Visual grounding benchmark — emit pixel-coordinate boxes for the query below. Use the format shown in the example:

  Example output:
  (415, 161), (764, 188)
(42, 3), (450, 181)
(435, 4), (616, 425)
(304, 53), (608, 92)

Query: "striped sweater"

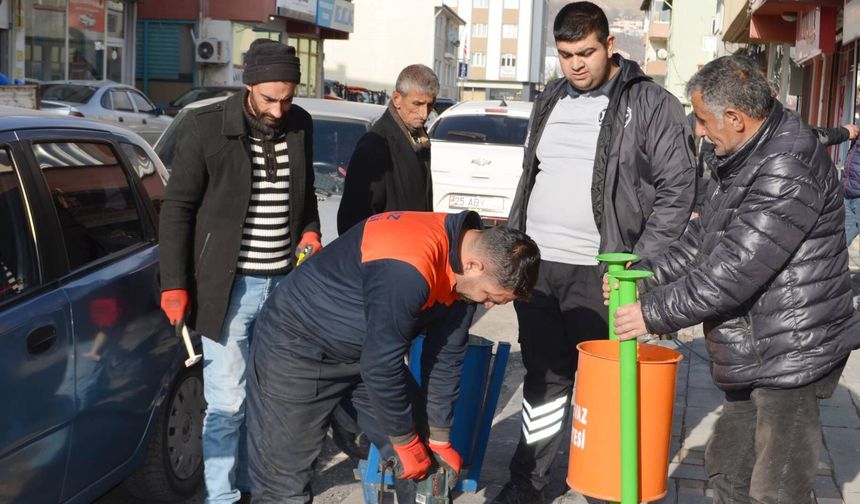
(237, 132), (292, 275)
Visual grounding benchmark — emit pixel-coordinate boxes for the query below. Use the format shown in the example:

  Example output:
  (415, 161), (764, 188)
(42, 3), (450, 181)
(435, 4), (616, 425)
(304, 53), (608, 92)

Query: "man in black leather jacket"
(613, 55), (860, 503)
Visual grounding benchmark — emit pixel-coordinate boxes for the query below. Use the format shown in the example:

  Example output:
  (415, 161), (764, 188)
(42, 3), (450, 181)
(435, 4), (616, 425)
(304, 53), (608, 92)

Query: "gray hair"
(686, 55), (773, 122)
(395, 64), (440, 97)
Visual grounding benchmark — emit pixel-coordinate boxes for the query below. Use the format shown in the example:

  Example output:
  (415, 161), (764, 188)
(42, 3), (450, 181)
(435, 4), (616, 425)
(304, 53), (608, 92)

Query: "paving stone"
(821, 405), (860, 429)
(668, 462), (709, 481)
(822, 427), (860, 494)
(676, 495), (712, 504)
(821, 386), (854, 407)
(677, 478), (706, 494)
(813, 476), (843, 499)
(686, 387), (725, 409)
(682, 406), (720, 449)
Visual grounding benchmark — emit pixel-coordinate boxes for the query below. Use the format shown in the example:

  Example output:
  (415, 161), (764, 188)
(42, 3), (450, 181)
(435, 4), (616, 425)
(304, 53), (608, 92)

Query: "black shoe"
(491, 482), (545, 504)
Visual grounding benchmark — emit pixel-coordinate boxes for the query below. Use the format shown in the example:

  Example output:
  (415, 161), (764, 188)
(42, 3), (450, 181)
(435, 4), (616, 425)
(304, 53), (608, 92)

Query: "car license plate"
(448, 194), (504, 212)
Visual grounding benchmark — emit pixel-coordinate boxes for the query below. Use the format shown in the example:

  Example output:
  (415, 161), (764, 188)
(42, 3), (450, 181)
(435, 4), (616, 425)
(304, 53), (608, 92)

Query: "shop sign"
(69, 0), (105, 33)
(794, 7), (835, 64)
(846, 0), (860, 44)
(316, 0), (353, 33)
(276, 0), (316, 23)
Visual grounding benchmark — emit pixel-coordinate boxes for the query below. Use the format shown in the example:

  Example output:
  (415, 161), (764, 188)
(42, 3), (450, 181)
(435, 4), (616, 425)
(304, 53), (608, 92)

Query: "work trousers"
(246, 321), (422, 504)
(705, 364), (843, 504)
(509, 261), (608, 491)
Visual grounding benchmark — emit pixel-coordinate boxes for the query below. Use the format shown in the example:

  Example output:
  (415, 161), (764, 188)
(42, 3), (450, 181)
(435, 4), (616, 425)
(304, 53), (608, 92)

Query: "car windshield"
(173, 88), (237, 107)
(40, 84), (97, 104)
(313, 118), (368, 195)
(155, 111), (369, 196)
(430, 114), (529, 146)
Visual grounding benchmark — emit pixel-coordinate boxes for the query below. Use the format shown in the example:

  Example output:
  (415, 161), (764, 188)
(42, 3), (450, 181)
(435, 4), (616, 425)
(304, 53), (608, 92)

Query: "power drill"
(415, 454), (456, 504)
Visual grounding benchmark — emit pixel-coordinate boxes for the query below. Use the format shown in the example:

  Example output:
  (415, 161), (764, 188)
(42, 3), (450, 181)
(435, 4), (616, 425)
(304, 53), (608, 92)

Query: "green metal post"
(596, 253), (638, 341)
(609, 269), (653, 504)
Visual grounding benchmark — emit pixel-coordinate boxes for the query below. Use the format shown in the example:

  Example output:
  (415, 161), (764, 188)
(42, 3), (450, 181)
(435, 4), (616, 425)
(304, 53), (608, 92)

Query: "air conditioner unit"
(196, 38), (230, 64)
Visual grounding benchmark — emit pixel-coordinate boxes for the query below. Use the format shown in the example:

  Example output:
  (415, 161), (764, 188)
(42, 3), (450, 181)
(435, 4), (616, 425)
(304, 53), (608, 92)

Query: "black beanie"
(243, 39), (301, 85)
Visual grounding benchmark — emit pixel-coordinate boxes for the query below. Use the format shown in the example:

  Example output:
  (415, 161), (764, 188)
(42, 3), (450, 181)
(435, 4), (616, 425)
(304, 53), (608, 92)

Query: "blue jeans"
(202, 274), (284, 504)
(845, 198), (860, 249)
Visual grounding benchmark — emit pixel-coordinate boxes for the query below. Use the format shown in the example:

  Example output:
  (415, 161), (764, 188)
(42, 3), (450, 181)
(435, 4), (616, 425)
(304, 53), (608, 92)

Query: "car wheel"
(124, 365), (205, 501)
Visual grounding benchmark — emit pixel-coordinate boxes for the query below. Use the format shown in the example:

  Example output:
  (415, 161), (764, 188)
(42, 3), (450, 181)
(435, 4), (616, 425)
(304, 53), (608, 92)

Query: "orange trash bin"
(567, 340), (683, 502)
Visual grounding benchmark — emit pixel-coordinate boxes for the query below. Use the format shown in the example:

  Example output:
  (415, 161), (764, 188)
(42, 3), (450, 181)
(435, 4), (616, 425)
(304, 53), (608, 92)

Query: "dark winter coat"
(508, 54), (696, 260)
(337, 107), (432, 235)
(640, 102), (860, 391)
(159, 92), (320, 339)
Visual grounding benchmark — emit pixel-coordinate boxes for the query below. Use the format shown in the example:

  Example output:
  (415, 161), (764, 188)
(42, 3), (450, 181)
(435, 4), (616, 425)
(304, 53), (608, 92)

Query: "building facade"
(718, 0), (855, 165)
(136, 0), (353, 105)
(322, 1), (464, 101)
(452, 0), (548, 102)
(1, 0), (138, 85)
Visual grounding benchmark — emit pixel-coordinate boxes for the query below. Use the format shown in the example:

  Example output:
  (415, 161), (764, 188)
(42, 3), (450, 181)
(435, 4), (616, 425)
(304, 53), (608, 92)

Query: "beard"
(249, 94), (283, 128)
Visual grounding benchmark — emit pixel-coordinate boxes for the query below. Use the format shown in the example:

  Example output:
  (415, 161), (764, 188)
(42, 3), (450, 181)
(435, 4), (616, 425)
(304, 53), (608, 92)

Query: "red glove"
(428, 440), (462, 476)
(392, 435), (431, 480)
(160, 289), (189, 325)
(297, 231), (322, 256)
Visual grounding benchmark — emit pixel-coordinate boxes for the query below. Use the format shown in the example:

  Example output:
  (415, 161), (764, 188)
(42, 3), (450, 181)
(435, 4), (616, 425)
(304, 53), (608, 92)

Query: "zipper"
(195, 233), (212, 277)
(743, 314), (763, 365)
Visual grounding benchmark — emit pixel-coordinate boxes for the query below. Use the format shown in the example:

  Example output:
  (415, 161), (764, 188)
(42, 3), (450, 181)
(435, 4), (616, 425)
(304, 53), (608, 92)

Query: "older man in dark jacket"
(613, 55), (860, 503)
(337, 64), (438, 234)
(158, 39), (320, 503)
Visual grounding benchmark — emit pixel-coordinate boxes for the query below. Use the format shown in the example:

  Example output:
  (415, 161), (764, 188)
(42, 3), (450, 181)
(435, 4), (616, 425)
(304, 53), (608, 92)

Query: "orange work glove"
(392, 434), (432, 480)
(297, 231), (322, 256)
(428, 439), (462, 476)
(160, 289), (189, 325)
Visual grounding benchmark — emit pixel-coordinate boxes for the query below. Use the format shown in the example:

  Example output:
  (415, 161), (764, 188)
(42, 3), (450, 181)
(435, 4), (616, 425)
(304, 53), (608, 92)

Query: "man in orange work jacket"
(246, 211), (540, 503)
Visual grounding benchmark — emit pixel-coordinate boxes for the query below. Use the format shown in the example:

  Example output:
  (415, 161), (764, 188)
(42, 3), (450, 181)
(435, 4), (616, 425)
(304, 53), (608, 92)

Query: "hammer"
(177, 321), (202, 367)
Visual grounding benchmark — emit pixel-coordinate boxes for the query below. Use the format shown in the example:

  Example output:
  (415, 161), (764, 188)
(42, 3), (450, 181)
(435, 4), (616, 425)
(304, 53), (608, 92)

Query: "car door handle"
(26, 325), (57, 355)
(142, 119), (147, 124)
(118, 117), (124, 122)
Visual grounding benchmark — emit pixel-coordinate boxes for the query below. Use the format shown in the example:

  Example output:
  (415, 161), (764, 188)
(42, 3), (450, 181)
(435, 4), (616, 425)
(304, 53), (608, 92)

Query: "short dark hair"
(553, 1), (609, 44)
(476, 226), (540, 299)
(686, 55), (774, 121)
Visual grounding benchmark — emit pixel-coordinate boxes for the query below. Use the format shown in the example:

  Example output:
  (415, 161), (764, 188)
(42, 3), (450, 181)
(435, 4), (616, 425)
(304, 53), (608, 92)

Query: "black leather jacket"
(508, 55), (696, 260)
(640, 102), (860, 391)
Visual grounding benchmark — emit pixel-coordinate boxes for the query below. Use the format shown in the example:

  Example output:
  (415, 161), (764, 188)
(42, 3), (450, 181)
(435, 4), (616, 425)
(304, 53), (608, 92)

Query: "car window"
(430, 114), (529, 146)
(312, 118), (368, 195)
(40, 84), (97, 104)
(110, 90), (134, 112)
(0, 148), (37, 302)
(153, 109), (187, 173)
(129, 90), (155, 113)
(34, 142), (145, 271)
(120, 143), (167, 214)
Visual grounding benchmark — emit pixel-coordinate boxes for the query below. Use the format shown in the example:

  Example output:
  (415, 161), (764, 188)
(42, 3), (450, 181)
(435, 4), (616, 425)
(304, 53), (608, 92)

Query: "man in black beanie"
(159, 38), (321, 504)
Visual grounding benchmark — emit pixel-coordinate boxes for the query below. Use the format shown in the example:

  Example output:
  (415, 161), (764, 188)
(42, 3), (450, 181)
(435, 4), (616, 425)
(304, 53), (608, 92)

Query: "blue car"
(0, 107), (204, 502)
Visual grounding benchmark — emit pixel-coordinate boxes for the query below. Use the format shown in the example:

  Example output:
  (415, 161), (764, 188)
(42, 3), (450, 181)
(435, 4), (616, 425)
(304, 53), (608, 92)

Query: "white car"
(428, 100), (533, 226)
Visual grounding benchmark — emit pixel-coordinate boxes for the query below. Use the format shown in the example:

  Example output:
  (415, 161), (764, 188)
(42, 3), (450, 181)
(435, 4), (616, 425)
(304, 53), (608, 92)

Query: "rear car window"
(430, 114), (529, 146)
(0, 149), (38, 301)
(34, 142), (145, 270)
(313, 118), (367, 195)
(40, 84), (97, 104)
(120, 143), (167, 214)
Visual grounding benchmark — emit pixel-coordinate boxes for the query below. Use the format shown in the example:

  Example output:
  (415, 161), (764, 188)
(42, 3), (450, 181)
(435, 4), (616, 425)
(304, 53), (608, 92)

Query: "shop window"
(288, 37), (319, 98)
(24, 0), (67, 81)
